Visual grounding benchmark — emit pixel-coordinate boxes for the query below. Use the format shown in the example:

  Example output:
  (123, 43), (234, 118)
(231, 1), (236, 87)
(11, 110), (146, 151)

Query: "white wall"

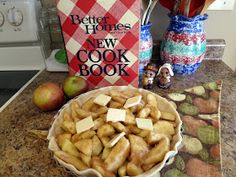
(149, 2), (236, 71)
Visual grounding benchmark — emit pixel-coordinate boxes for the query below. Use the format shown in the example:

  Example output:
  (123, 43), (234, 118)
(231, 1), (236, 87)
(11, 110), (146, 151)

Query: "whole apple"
(63, 76), (88, 98)
(33, 82), (64, 111)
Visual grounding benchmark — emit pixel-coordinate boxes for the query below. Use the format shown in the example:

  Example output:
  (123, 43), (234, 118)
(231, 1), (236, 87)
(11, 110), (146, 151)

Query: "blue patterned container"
(139, 23), (153, 77)
(161, 14), (208, 75)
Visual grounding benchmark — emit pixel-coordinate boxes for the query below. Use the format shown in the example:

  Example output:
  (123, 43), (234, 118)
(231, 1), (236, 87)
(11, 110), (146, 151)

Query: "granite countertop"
(0, 60), (235, 177)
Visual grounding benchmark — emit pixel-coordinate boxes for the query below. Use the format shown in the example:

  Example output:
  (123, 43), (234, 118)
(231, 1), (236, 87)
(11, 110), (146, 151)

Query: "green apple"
(63, 76), (88, 99)
(33, 82), (64, 111)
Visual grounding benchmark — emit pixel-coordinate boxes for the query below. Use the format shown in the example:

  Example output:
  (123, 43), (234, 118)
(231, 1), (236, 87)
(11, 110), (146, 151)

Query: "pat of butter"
(94, 94), (112, 106)
(76, 116), (94, 134)
(123, 95), (142, 109)
(106, 132), (126, 148)
(136, 118), (153, 131)
(106, 108), (126, 122)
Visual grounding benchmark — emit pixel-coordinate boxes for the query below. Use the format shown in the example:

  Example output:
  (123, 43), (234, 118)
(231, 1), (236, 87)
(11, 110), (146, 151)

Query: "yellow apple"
(63, 76), (88, 99)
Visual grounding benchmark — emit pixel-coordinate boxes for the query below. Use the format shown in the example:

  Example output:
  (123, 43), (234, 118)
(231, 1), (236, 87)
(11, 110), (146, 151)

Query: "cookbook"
(56, 0), (140, 88)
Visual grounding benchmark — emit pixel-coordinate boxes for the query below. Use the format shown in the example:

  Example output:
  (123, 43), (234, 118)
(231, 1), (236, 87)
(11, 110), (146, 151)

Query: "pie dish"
(47, 86), (182, 177)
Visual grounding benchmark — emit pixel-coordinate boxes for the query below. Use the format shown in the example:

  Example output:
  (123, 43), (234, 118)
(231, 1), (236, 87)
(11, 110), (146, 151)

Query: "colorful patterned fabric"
(159, 81), (222, 177)
(56, 0), (140, 88)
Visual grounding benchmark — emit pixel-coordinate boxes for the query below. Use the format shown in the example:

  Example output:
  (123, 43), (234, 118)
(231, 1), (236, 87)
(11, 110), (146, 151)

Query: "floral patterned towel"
(160, 81), (222, 177)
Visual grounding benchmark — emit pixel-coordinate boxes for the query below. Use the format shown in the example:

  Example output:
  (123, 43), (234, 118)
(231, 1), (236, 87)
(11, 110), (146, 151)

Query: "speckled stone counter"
(0, 60), (235, 177)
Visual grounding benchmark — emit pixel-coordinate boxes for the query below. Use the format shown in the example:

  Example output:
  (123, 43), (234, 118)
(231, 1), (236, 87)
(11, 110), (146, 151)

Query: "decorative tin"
(161, 14), (208, 74)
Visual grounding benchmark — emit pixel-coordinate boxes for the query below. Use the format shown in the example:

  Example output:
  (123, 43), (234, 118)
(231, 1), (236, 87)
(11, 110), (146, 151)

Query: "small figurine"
(142, 63), (158, 89)
(156, 63), (174, 89)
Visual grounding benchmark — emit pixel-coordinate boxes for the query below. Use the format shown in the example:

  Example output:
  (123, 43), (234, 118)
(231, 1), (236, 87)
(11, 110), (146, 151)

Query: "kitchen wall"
(150, 2), (236, 71)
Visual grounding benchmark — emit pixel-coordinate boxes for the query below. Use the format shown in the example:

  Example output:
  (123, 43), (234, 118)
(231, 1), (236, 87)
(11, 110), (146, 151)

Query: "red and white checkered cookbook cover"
(56, 0), (140, 88)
